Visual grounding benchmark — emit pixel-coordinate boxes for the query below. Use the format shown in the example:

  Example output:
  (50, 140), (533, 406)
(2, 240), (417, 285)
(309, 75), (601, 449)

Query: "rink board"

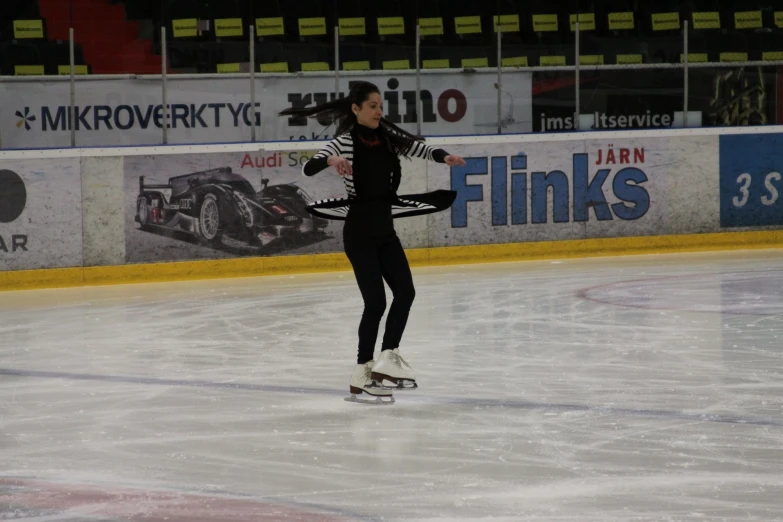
(0, 158), (83, 271)
(2, 127), (783, 289)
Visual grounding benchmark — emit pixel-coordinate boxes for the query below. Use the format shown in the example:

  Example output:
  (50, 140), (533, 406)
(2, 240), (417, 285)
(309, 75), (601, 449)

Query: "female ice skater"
(279, 81), (465, 404)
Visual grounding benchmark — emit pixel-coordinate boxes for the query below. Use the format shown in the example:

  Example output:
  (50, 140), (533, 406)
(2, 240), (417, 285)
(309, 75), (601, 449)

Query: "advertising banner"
(1, 71), (533, 149)
(123, 149), (348, 264)
(0, 158), (83, 271)
(719, 133), (783, 229)
(427, 135), (719, 246)
(533, 66), (775, 132)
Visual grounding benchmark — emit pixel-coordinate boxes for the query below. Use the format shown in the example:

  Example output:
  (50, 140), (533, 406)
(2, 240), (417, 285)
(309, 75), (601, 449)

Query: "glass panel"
(1, 0), (83, 149)
(3, 1), (783, 149)
(262, 1), (336, 143)
(161, 0), (338, 145)
(163, 1), (214, 74)
(336, 0), (415, 139)
(343, 0), (406, 74)
(689, 64), (778, 128)
(522, 1), (575, 68)
(411, 0), (500, 136)
(530, 70), (578, 133)
(497, 0), (574, 135)
(536, 64), (779, 134)
(495, 1), (533, 135)
(574, 67), (685, 132)
(586, 2), (684, 66)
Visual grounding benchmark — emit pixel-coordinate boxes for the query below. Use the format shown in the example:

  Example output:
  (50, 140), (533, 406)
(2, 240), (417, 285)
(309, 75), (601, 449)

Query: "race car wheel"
(198, 193), (223, 244)
(137, 197), (151, 230)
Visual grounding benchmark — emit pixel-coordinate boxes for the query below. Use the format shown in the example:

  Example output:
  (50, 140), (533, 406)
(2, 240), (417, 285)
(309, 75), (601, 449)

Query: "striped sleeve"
(302, 134), (354, 176)
(403, 140), (448, 163)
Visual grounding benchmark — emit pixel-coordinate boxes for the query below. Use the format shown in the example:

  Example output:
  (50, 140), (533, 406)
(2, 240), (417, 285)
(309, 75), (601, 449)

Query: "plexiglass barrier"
(1, 1), (782, 149)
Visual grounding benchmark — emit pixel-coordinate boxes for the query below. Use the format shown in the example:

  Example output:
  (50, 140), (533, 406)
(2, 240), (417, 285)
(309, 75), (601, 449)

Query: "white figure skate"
(371, 348), (418, 390)
(345, 361), (395, 405)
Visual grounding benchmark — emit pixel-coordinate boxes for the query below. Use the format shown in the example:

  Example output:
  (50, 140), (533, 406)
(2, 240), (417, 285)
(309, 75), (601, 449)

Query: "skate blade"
(344, 394), (395, 405)
(374, 379), (417, 391)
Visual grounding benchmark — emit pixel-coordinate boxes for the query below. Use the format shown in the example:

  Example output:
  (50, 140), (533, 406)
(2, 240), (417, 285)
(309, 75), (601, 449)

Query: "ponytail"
(278, 96), (357, 137)
(278, 81), (426, 157)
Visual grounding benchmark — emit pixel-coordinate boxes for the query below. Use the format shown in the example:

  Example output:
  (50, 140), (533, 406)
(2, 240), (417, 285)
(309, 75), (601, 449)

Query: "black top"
(303, 124), (448, 246)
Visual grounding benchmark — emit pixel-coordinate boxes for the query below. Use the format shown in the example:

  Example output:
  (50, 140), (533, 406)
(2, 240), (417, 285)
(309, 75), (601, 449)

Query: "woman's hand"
(444, 155), (466, 167)
(327, 156), (353, 177)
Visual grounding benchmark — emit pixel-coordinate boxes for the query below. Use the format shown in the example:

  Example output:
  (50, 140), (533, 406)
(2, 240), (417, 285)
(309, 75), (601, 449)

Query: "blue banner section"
(720, 134), (783, 228)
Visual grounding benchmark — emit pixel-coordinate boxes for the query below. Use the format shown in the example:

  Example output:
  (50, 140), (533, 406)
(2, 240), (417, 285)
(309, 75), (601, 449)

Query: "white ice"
(2, 250), (783, 521)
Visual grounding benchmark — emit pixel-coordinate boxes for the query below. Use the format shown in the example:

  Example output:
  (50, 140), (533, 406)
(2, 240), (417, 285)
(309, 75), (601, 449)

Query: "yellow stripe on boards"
(0, 267), (86, 291)
(5, 231), (783, 292)
(422, 231), (783, 266)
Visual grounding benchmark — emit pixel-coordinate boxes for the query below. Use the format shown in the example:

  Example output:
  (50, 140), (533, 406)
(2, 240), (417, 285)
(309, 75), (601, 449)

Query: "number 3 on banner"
(733, 173), (751, 208)
(732, 171), (781, 208)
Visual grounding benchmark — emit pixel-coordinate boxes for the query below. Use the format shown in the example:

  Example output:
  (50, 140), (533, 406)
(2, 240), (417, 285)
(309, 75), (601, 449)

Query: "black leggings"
(344, 236), (416, 364)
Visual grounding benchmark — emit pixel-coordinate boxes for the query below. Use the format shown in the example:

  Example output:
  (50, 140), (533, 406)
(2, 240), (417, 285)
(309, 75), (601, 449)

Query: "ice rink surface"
(2, 249), (783, 521)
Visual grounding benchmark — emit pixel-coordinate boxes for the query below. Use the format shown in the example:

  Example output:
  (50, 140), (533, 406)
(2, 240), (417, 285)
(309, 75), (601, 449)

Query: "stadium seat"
(0, 40), (43, 75)
(4, 0), (781, 75)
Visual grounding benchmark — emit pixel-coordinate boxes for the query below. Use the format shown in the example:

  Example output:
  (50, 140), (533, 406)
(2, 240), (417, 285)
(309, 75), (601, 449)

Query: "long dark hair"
(278, 81), (425, 156)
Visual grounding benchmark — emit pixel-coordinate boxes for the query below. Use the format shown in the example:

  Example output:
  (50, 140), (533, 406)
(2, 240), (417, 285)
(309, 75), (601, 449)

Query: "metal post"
(161, 26), (168, 144)
(334, 25), (340, 98)
(69, 28), (76, 147)
(416, 23), (421, 135)
(497, 20), (502, 134)
(250, 24), (256, 142)
(575, 20), (580, 130)
(683, 20), (689, 127)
